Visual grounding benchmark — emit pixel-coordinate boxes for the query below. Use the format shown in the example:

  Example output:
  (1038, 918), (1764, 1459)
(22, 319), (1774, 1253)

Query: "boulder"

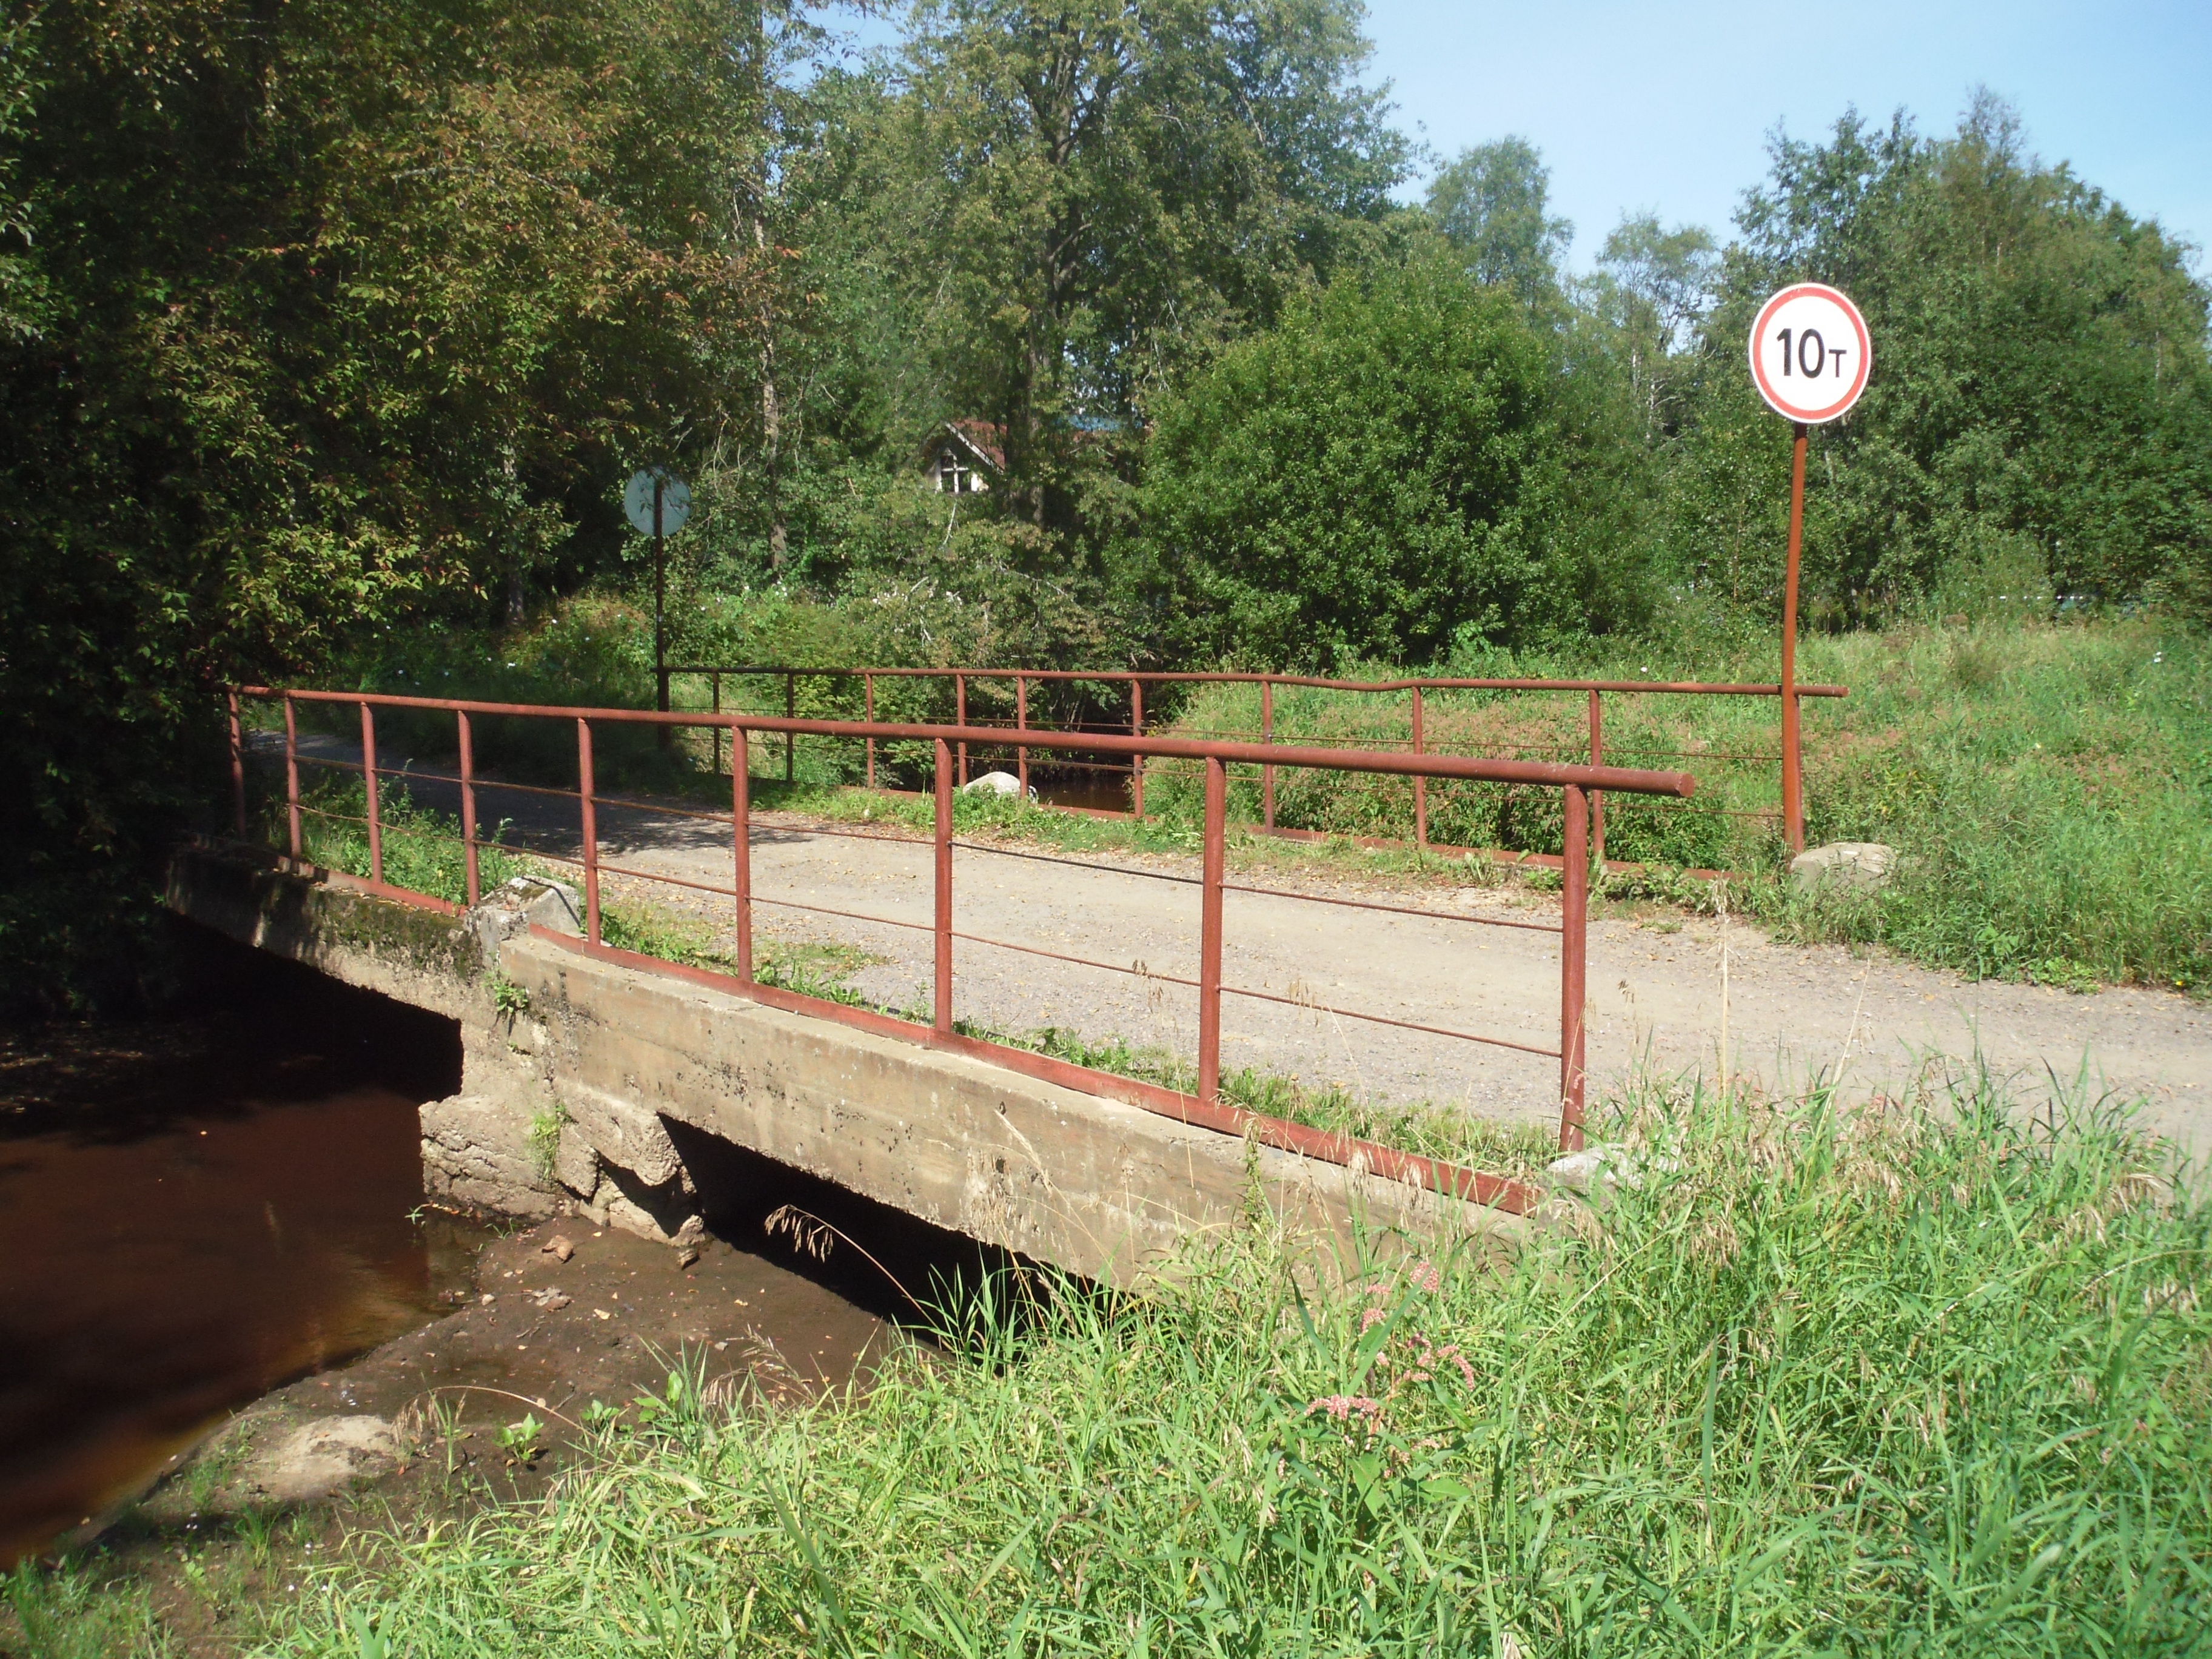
(468, 875), (584, 953)
(248, 1416), (399, 1503)
(561, 1082), (685, 1188)
(960, 770), (1034, 800)
(1789, 842), (1899, 896)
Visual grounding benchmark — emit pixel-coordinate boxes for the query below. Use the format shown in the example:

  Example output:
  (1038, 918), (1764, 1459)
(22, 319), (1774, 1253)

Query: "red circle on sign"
(1748, 283), (1871, 424)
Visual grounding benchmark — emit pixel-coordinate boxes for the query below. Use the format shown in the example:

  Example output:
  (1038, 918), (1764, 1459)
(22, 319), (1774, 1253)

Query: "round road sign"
(623, 468), (691, 535)
(1748, 284), (1871, 424)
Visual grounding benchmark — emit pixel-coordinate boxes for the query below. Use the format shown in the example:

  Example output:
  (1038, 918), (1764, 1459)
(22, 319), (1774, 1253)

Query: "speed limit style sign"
(1748, 283), (1871, 424)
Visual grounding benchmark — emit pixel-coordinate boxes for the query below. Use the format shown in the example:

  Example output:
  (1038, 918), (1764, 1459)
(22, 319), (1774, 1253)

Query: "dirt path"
(276, 740), (2212, 1155)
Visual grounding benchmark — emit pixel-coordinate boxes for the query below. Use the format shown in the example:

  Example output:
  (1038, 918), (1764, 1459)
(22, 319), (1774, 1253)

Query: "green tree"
(1584, 212), (1717, 437)
(1140, 252), (1593, 669)
(1677, 95), (2212, 620)
(1424, 136), (1573, 306)
(0, 0), (774, 1007)
(878, 0), (1407, 529)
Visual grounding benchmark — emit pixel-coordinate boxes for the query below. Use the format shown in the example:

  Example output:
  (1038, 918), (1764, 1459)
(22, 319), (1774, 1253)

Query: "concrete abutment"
(166, 845), (1523, 1285)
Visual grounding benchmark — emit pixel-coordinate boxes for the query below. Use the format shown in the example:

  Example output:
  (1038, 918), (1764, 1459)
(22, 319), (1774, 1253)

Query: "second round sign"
(1748, 283), (1871, 424)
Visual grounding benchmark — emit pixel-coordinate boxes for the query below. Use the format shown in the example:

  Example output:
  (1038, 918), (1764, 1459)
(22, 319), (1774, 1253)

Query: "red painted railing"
(671, 663), (1845, 863)
(229, 688), (1696, 1215)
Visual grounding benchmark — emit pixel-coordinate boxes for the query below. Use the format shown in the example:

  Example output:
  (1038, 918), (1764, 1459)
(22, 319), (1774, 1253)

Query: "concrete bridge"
(166, 845), (1533, 1285)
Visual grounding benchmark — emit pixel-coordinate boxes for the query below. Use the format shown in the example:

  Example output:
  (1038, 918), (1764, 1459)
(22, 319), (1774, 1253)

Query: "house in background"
(924, 420), (1003, 495)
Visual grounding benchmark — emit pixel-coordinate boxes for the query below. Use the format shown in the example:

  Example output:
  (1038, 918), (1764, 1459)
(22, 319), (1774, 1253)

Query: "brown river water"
(0, 937), (483, 1565)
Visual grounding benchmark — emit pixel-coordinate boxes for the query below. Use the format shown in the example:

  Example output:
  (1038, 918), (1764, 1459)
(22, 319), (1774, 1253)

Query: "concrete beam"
(167, 846), (1521, 1285)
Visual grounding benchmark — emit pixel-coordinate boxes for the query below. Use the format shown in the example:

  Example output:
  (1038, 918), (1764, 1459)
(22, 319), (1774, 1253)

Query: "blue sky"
(1364, 1), (2211, 270)
(817, 3), (2211, 272)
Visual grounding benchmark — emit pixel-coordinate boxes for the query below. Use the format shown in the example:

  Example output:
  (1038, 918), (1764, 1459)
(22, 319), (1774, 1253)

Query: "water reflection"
(0, 932), (473, 1564)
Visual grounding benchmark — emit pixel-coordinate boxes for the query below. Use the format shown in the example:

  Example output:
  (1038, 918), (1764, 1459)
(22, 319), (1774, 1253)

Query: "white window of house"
(936, 448), (972, 494)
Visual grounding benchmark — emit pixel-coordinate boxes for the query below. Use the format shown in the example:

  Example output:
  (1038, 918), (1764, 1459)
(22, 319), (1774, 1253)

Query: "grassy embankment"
(1143, 617), (2211, 997)
(12, 1069), (2206, 1655)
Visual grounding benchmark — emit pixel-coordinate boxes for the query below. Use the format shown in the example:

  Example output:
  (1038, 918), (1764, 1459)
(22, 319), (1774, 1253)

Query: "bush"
(1142, 253), (1602, 670)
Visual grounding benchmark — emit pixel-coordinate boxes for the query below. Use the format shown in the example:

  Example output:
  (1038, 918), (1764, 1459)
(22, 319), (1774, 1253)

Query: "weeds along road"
(277, 739), (2212, 1157)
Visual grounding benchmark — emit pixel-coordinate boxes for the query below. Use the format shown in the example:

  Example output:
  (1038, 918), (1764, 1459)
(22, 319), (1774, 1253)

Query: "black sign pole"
(654, 475), (671, 749)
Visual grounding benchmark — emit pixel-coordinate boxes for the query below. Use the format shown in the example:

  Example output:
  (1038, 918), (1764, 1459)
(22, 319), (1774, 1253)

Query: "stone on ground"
(1789, 841), (1899, 895)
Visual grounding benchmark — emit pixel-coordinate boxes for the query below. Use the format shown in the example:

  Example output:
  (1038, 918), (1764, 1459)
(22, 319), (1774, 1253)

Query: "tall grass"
(1152, 617), (2212, 994)
(275, 779), (528, 907)
(256, 1069), (2208, 1657)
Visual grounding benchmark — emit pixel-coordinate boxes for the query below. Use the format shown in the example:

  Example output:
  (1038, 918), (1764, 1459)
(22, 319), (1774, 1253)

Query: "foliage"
(1425, 135), (1574, 306)
(1673, 95), (2212, 623)
(261, 1069), (2211, 1655)
(1141, 252), (1606, 668)
(0, 0), (772, 1009)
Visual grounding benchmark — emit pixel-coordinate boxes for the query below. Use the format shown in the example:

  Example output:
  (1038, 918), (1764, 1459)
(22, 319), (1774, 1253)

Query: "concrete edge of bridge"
(166, 842), (1533, 1290)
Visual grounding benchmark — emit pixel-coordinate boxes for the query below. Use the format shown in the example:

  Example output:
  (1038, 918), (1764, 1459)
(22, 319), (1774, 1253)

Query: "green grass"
(272, 777), (530, 907)
(3, 1562), (169, 1659)
(212, 1067), (2211, 1657)
(1016, 1027), (1558, 1182)
(1150, 617), (2212, 995)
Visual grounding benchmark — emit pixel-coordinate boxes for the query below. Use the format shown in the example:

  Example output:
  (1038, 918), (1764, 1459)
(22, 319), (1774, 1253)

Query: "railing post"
(1587, 688), (1605, 869)
(732, 723), (752, 982)
(933, 737), (954, 1033)
(863, 672), (876, 789)
(458, 710), (480, 907)
(283, 695), (301, 861)
(1558, 783), (1589, 1153)
(710, 673), (722, 777)
(1411, 685), (1427, 850)
(578, 717), (600, 945)
(1261, 679), (1275, 832)
(360, 702), (383, 885)
(1198, 756), (1226, 1104)
(784, 671), (796, 785)
(955, 674), (968, 786)
(227, 691), (246, 837)
(1130, 678), (1145, 818)
(1016, 673), (1028, 798)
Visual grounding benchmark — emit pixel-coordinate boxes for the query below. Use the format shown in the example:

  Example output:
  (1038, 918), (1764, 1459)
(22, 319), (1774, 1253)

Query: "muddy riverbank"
(0, 924), (991, 1656)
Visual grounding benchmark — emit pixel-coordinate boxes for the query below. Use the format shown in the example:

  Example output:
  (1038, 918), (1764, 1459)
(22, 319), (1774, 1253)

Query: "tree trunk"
(754, 216), (785, 572)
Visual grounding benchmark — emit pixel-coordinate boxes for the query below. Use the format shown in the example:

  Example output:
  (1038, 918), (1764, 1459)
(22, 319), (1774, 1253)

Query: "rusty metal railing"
(668, 664), (1845, 863)
(227, 688), (1696, 1213)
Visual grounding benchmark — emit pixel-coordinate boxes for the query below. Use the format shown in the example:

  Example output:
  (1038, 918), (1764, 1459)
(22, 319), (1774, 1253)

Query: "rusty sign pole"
(653, 476), (669, 750)
(1748, 282), (1870, 857)
(1780, 423), (1808, 853)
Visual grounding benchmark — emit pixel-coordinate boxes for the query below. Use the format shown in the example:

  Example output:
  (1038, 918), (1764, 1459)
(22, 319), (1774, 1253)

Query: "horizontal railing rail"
(226, 687), (1697, 1213)
(662, 662), (1842, 863)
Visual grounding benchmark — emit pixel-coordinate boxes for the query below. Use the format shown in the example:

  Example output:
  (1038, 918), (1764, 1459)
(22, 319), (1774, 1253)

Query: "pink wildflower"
(1360, 1307), (1389, 1333)
(1408, 1260), (1443, 1294)
(1306, 1394), (1381, 1422)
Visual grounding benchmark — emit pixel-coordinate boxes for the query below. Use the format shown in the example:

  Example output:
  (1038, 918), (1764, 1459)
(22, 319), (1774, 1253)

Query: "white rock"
(250, 1416), (398, 1503)
(468, 875), (584, 951)
(1789, 842), (1899, 896)
(960, 770), (1034, 800)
